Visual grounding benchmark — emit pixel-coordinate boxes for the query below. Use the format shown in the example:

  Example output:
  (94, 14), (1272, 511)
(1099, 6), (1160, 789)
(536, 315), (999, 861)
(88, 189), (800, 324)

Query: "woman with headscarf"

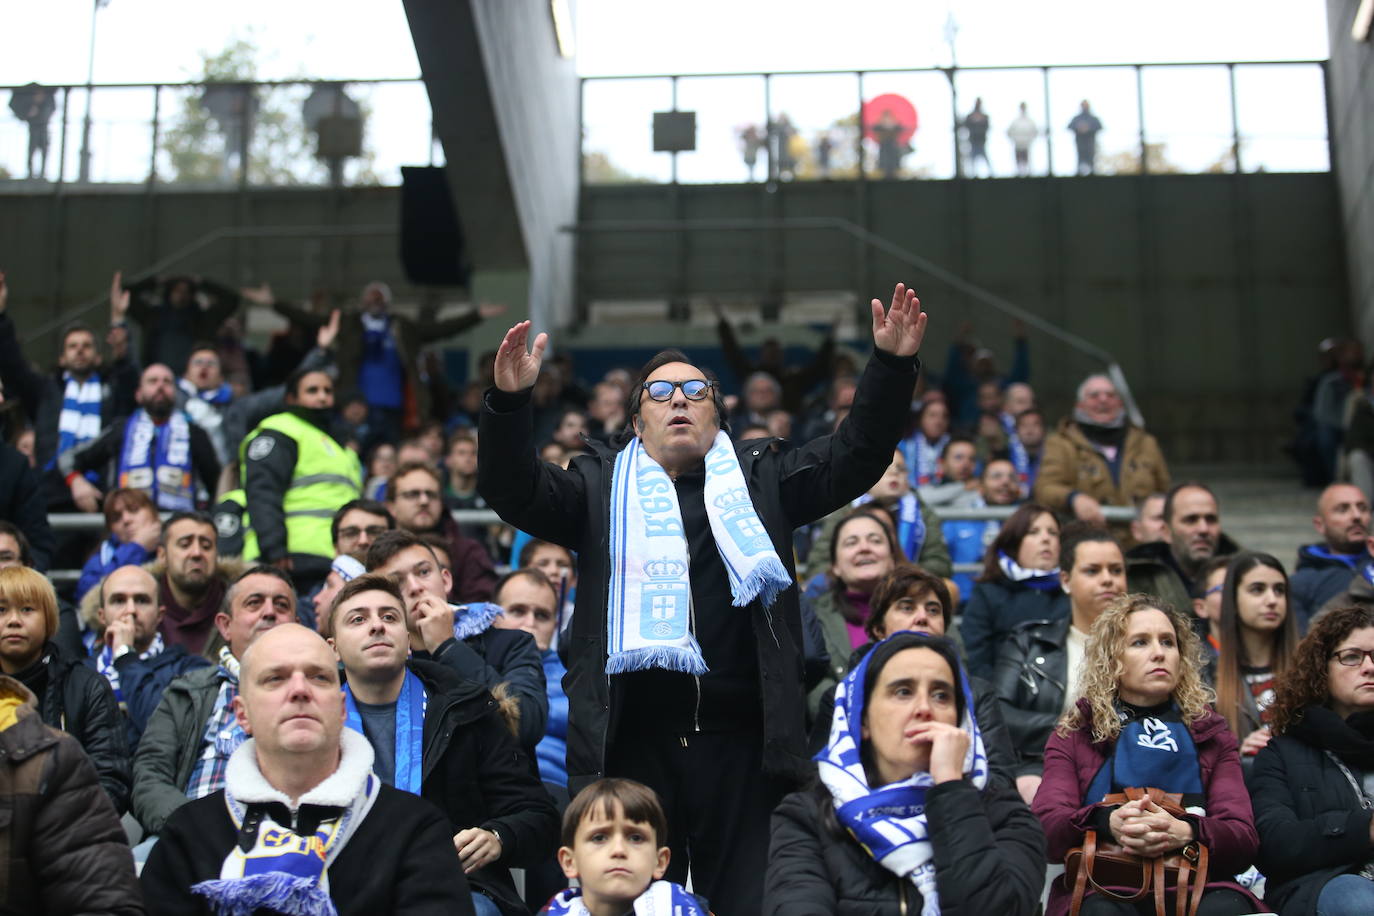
(767, 630), (1044, 914)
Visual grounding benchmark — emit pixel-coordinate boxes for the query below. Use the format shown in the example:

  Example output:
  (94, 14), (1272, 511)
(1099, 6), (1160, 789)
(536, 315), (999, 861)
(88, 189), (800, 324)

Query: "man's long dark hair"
(610, 349), (731, 449)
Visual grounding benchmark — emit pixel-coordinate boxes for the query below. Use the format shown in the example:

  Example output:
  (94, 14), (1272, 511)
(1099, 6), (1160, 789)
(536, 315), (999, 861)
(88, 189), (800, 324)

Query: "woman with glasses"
(1249, 605), (1374, 915)
(241, 366), (360, 595)
(1205, 552), (1297, 769)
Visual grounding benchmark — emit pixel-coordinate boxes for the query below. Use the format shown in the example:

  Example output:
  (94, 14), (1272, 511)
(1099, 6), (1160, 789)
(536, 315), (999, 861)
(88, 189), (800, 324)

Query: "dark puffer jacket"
(0, 675), (143, 915)
(1249, 705), (1374, 915)
(31, 641), (131, 815)
(765, 779), (1044, 915)
(1289, 544), (1361, 629)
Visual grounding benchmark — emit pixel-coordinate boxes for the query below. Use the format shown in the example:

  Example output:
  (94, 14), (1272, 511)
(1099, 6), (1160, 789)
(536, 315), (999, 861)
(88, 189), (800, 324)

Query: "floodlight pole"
(78, 0), (102, 183)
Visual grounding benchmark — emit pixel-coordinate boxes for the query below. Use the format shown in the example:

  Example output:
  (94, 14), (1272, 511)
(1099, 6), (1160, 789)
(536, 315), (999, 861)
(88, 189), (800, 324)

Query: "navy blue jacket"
(83, 643), (210, 751)
(1290, 543), (1362, 630)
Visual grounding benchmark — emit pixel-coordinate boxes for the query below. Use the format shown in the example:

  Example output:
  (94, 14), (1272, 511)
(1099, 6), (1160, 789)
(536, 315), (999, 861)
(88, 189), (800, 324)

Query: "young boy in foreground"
(543, 778), (710, 916)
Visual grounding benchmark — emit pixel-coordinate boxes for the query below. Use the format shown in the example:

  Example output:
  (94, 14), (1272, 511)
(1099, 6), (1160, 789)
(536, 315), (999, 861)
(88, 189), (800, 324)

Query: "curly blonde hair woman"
(1032, 593), (1260, 916)
(1058, 594), (1215, 744)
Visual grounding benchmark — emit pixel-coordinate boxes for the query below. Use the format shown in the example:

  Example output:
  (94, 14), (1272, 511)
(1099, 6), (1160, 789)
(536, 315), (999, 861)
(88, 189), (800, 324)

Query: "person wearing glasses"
(241, 367), (361, 595)
(477, 284), (925, 914)
(385, 461), (497, 602)
(1249, 605), (1374, 915)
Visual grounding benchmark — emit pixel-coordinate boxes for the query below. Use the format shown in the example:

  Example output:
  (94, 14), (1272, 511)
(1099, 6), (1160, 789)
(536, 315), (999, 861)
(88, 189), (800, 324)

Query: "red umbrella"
(863, 93), (918, 146)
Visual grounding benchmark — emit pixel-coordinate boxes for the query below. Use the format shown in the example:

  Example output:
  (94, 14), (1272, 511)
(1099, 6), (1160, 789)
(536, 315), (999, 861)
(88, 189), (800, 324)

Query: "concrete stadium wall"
(577, 174), (1348, 463)
(0, 186), (413, 359)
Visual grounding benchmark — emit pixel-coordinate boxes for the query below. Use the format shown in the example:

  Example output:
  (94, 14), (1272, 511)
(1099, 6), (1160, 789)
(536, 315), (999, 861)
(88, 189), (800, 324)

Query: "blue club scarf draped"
(853, 492), (926, 562)
(902, 433), (948, 487)
(52, 373), (103, 482)
(816, 632), (990, 916)
(996, 550), (1061, 591)
(1307, 545), (1359, 569)
(1361, 558), (1374, 588)
(1084, 702), (1204, 808)
(343, 670), (427, 794)
(606, 431), (791, 676)
(117, 408), (196, 511)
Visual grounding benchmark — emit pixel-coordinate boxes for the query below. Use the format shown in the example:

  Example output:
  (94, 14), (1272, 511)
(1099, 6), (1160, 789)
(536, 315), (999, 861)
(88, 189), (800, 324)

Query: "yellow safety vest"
(241, 412), (361, 559)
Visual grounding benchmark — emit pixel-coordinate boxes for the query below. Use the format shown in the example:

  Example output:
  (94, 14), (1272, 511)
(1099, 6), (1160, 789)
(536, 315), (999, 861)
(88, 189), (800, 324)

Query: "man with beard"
(387, 462), (496, 602)
(132, 565), (298, 839)
(1033, 372), (1171, 534)
(943, 456), (1025, 603)
(0, 271), (138, 512)
(60, 363), (221, 511)
(1126, 481), (1240, 620)
(243, 367), (361, 595)
(147, 511), (243, 658)
(1291, 484), (1370, 627)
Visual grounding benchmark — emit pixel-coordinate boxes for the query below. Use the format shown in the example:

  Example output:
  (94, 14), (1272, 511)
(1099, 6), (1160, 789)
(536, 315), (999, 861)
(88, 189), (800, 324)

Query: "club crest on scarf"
(606, 432), (791, 676)
(816, 632), (989, 916)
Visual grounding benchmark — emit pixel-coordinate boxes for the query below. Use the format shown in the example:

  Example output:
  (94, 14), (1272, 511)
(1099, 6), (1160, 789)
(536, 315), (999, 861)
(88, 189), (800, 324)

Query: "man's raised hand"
(110, 270), (129, 323)
(871, 282), (927, 358)
(493, 320), (548, 393)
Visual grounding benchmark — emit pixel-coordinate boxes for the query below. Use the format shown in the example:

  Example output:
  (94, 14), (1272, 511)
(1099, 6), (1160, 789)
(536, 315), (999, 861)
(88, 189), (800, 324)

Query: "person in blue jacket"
(83, 564), (208, 751)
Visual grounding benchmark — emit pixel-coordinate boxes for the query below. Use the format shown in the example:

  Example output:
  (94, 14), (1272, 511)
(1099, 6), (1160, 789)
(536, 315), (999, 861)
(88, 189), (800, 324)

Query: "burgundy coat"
(1032, 699), (1261, 916)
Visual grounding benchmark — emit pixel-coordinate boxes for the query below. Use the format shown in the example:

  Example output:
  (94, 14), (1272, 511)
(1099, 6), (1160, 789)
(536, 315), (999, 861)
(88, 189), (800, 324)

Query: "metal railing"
(44, 503), (1137, 583)
(1, 77), (437, 190)
(580, 60), (1330, 184)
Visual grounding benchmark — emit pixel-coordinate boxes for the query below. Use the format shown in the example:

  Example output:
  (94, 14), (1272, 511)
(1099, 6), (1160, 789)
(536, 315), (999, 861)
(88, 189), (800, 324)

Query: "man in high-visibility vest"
(241, 368), (360, 593)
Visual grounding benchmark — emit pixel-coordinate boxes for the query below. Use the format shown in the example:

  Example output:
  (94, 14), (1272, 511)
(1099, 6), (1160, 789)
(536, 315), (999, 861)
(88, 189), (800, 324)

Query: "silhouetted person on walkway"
(1068, 100), (1102, 176)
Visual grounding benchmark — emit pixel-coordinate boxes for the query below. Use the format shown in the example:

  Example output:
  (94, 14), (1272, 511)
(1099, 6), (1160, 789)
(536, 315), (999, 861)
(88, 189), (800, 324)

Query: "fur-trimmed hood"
(78, 554), (247, 634)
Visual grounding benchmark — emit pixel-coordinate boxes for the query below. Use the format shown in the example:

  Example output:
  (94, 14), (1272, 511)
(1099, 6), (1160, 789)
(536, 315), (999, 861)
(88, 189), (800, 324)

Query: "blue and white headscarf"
(606, 431), (790, 675)
(816, 632), (989, 916)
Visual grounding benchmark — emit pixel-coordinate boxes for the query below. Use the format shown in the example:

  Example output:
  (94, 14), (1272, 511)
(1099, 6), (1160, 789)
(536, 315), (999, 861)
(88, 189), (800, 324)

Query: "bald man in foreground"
(140, 624), (475, 916)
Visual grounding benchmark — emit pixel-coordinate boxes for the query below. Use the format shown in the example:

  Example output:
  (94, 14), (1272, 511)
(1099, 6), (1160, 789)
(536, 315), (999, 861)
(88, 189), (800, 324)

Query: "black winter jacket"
(1248, 705), (1374, 915)
(478, 349), (918, 791)
(405, 660), (558, 915)
(765, 779), (1045, 915)
(27, 641), (131, 815)
(0, 442), (55, 571)
(421, 625), (547, 752)
(141, 782), (473, 916)
(0, 676), (142, 915)
(993, 616), (1070, 778)
(959, 579), (1070, 680)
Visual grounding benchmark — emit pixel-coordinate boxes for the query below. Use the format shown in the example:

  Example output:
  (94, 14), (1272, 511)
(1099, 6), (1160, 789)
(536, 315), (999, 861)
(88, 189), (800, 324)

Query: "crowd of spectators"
(1, 267), (1374, 915)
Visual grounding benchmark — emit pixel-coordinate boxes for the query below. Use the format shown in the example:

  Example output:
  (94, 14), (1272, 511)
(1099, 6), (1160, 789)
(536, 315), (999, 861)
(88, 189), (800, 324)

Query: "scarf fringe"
(192, 874), (338, 916)
(606, 644), (709, 676)
(734, 555), (792, 608)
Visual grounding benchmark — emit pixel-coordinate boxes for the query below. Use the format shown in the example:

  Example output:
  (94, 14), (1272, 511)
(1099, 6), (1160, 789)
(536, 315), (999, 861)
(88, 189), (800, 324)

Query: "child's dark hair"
(561, 778), (668, 849)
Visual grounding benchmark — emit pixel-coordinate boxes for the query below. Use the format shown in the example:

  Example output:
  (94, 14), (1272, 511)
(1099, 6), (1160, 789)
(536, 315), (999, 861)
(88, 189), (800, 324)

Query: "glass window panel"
(1234, 63), (1329, 173)
(860, 71), (955, 180)
(953, 68), (1048, 177)
(673, 75), (767, 184)
(1141, 66), (1236, 174)
(1047, 67), (1141, 176)
(581, 78), (673, 184)
(765, 73), (861, 181)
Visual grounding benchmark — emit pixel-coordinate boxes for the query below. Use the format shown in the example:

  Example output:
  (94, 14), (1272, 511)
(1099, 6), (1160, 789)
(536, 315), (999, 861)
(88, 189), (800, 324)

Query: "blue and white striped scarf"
(817, 633), (989, 916)
(96, 632), (165, 707)
(118, 408), (195, 511)
(606, 431), (790, 675)
(51, 373), (103, 480)
(902, 433), (948, 487)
